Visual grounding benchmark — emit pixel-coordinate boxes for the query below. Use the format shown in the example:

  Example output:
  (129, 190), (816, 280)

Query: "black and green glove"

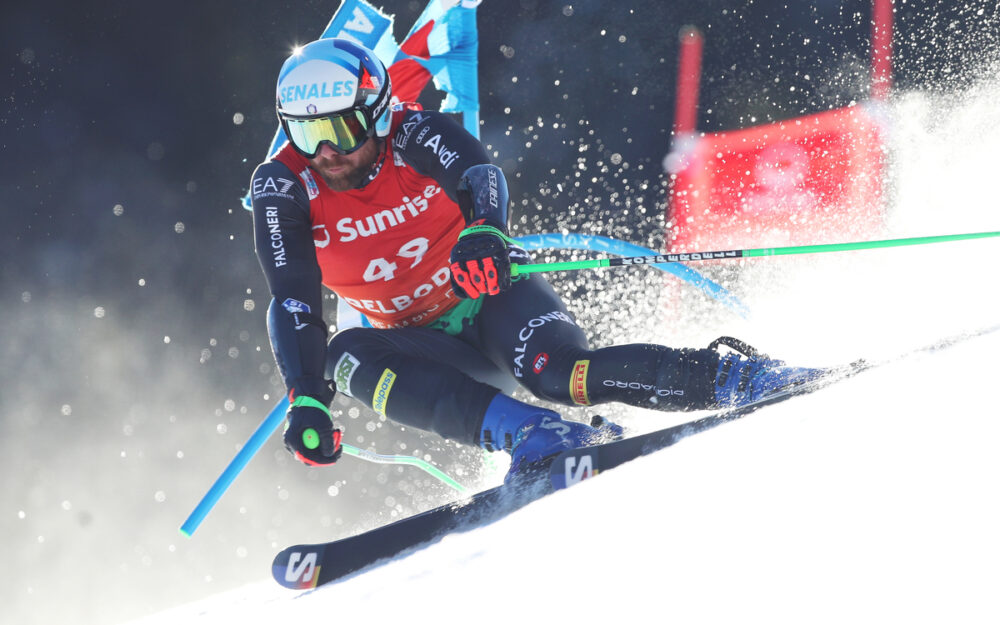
(283, 394), (343, 466)
(449, 219), (515, 299)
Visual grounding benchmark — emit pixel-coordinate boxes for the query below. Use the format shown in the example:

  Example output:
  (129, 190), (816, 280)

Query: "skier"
(249, 38), (823, 477)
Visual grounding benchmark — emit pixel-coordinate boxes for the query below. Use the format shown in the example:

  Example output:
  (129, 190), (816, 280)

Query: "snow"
(128, 326), (1000, 624)
(130, 69), (1000, 625)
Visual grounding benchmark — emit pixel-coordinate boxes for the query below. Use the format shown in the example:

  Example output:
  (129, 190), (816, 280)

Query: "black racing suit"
(251, 109), (721, 447)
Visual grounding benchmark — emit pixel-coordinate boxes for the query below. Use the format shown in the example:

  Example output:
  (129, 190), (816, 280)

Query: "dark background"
(2, 1), (998, 623)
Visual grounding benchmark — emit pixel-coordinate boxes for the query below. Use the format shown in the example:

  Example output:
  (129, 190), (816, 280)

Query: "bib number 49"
(363, 237), (429, 282)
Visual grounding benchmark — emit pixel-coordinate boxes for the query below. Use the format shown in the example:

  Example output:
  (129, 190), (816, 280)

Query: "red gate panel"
(667, 105), (886, 253)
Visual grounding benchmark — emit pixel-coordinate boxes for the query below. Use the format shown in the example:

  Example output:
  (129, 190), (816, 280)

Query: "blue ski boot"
(478, 394), (623, 480)
(711, 336), (827, 407)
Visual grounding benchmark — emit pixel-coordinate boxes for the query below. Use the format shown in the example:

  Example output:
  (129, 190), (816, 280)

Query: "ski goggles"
(280, 107), (374, 158)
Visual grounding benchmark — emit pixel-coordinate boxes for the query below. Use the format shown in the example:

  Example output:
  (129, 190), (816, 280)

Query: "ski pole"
(180, 396), (289, 537)
(180, 399), (468, 537)
(509, 230), (1000, 276)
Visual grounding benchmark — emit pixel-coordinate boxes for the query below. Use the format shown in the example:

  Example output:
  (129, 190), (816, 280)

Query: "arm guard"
(456, 163), (511, 229)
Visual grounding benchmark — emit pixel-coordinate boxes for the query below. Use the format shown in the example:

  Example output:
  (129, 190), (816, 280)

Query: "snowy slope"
(131, 326), (1000, 624)
(127, 69), (1000, 625)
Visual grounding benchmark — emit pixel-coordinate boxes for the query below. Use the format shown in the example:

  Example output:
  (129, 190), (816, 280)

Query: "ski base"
(271, 364), (860, 589)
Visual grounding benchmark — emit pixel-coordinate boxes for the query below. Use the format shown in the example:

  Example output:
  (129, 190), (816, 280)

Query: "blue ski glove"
(449, 220), (515, 299)
(283, 394), (343, 466)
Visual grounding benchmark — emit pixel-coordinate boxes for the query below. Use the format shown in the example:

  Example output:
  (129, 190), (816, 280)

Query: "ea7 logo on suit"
(252, 176), (295, 198)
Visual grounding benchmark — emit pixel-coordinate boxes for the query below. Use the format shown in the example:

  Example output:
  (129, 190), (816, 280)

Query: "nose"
(316, 143), (340, 159)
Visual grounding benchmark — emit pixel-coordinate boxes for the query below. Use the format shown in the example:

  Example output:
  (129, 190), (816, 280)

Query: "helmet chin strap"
(354, 137), (387, 190)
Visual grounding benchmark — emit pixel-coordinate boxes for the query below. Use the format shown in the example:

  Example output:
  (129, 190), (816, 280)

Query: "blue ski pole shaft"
(180, 397), (471, 536)
(180, 396), (289, 537)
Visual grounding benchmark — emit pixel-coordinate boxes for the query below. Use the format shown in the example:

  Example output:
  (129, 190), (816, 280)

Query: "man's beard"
(312, 140), (380, 191)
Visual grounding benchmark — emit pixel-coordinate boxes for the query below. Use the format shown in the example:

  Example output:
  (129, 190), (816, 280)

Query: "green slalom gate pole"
(341, 444), (468, 494)
(509, 231), (1000, 276)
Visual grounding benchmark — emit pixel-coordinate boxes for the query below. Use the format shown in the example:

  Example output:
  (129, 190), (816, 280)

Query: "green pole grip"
(511, 258), (608, 276)
(302, 428), (321, 450)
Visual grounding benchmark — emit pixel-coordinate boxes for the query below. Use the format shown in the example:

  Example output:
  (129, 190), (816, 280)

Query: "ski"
(270, 363), (858, 589)
(271, 323), (1000, 590)
(271, 466), (554, 589)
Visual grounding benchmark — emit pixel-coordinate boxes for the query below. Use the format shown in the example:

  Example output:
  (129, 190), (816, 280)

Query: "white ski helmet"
(275, 38), (392, 157)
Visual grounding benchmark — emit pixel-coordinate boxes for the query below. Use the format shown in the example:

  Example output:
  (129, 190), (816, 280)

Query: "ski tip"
(272, 546), (325, 590)
(178, 527), (192, 539)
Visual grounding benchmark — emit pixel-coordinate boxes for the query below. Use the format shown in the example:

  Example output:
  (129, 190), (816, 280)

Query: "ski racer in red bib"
(250, 38), (824, 477)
